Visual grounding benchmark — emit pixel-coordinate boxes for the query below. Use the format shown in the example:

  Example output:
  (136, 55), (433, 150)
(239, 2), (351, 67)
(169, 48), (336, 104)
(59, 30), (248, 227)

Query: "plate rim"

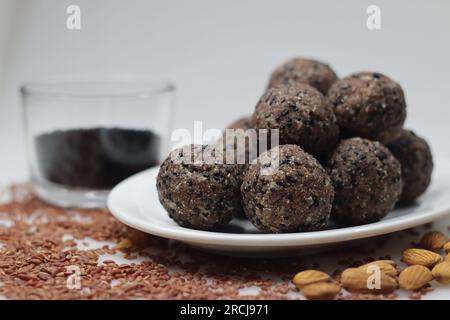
(107, 158), (450, 248)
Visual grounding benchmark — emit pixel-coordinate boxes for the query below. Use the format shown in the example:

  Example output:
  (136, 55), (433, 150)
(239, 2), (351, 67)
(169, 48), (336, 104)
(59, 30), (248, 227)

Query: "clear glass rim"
(20, 78), (175, 100)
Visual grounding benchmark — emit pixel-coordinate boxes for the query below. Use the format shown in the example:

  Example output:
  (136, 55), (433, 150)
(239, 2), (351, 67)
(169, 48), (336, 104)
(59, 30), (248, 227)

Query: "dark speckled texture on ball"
(252, 83), (339, 158)
(241, 144), (334, 233)
(327, 72), (407, 144)
(156, 144), (241, 230)
(267, 58), (338, 94)
(326, 138), (402, 225)
(387, 130), (433, 203)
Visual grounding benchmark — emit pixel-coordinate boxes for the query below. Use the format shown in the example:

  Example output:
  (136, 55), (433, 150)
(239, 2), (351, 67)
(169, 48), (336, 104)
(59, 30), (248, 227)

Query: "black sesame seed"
(286, 175), (297, 183)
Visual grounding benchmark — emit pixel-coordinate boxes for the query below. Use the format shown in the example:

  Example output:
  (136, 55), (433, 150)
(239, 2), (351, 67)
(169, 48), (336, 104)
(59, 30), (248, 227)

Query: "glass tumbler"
(21, 80), (175, 208)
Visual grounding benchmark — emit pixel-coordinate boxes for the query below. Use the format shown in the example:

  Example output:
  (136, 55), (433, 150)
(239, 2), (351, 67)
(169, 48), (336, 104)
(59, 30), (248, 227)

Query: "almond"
(341, 267), (398, 294)
(420, 231), (449, 252)
(114, 238), (133, 251)
(358, 260), (398, 277)
(446, 253), (450, 262)
(293, 270), (330, 289)
(114, 228), (153, 252)
(444, 242), (450, 254)
(431, 261), (450, 284)
(301, 282), (341, 300)
(398, 265), (433, 290)
(402, 248), (443, 268)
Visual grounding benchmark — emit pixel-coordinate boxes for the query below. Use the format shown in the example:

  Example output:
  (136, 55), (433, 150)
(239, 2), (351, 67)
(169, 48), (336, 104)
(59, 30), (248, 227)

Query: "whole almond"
(446, 253), (450, 262)
(115, 228), (153, 252)
(444, 242), (450, 254)
(431, 261), (450, 284)
(402, 248), (443, 268)
(398, 265), (433, 290)
(341, 268), (398, 294)
(114, 239), (133, 251)
(301, 282), (341, 300)
(358, 261), (398, 277)
(420, 231), (449, 252)
(293, 270), (330, 289)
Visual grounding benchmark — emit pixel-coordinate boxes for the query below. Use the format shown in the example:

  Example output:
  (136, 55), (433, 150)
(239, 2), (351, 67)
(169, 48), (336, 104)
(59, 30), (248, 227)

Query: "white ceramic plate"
(108, 156), (450, 256)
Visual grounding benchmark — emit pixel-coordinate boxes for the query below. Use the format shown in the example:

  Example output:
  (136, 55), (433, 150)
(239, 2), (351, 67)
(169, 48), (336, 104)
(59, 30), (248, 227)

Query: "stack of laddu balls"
(157, 57), (433, 233)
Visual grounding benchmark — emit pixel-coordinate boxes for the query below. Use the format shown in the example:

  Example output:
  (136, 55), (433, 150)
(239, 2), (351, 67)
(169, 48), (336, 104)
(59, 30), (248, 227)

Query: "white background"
(0, 0), (449, 298)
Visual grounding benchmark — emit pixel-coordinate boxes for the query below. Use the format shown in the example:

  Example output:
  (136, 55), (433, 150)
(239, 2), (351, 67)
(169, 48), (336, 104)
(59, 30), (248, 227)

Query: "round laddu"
(241, 144), (334, 233)
(327, 71), (407, 144)
(252, 83), (339, 158)
(326, 138), (402, 225)
(387, 129), (433, 203)
(156, 144), (241, 230)
(267, 57), (338, 94)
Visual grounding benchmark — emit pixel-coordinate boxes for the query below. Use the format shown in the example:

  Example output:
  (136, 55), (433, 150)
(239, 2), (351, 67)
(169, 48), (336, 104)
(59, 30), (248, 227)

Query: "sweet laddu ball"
(241, 144), (334, 233)
(156, 144), (241, 230)
(267, 57), (338, 94)
(327, 72), (407, 144)
(387, 129), (433, 203)
(326, 138), (402, 225)
(252, 83), (339, 158)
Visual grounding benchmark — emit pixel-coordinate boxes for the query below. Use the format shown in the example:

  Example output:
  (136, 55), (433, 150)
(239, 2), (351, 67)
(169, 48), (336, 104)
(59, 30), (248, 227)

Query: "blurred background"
(0, 0), (449, 182)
